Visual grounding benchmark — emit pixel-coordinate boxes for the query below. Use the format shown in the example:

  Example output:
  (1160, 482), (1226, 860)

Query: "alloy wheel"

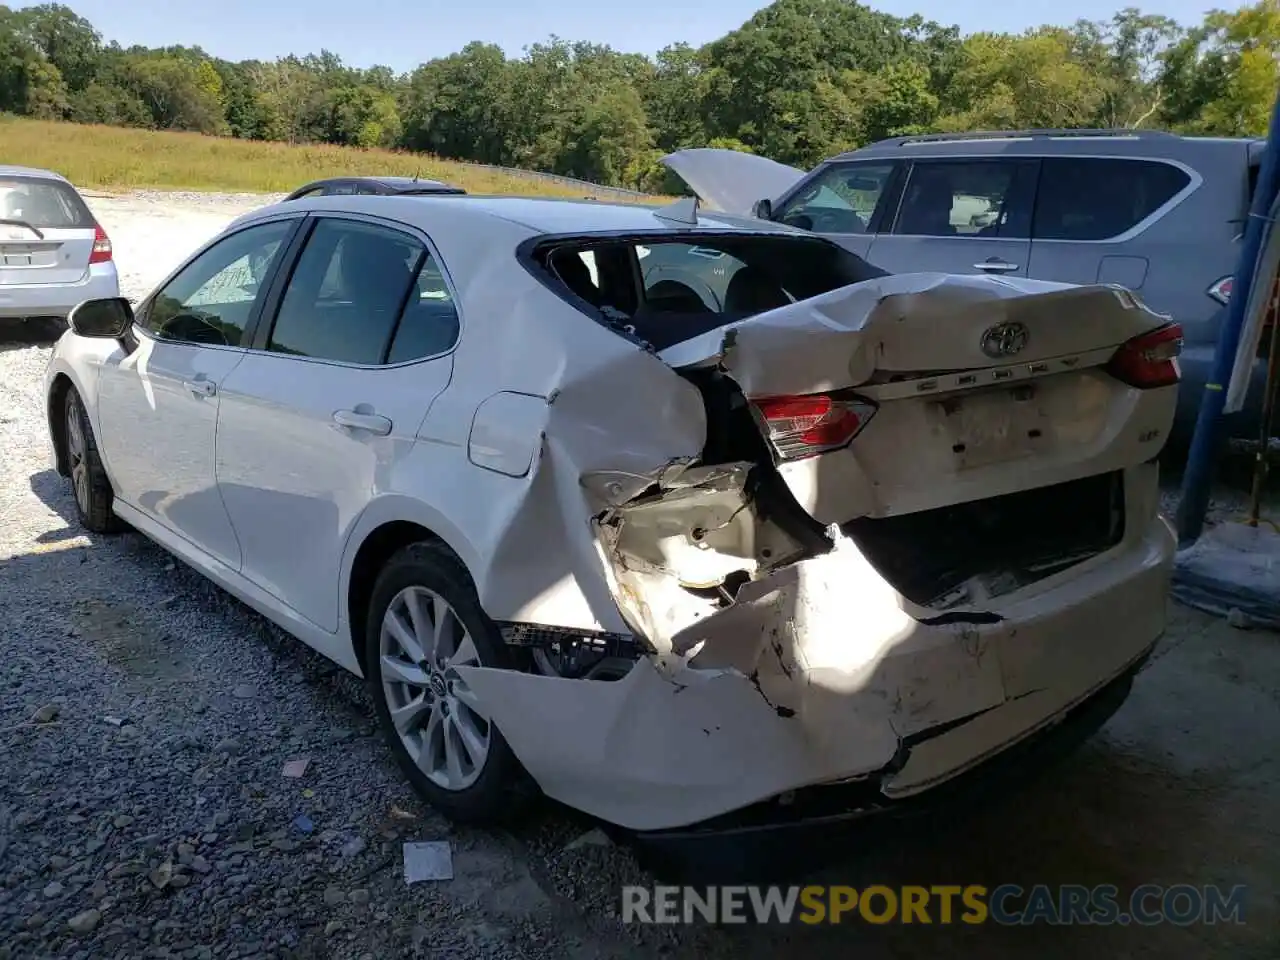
(378, 585), (491, 791)
(65, 398), (90, 515)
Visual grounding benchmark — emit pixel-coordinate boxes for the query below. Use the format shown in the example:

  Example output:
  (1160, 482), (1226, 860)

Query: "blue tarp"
(1171, 521), (1280, 630)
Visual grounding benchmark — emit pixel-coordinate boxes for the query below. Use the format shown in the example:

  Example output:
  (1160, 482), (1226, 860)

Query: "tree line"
(1, 1), (1278, 192)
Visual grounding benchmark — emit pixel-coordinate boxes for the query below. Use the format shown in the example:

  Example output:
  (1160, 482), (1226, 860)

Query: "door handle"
(975, 259), (1019, 273)
(332, 409), (392, 436)
(183, 379), (216, 397)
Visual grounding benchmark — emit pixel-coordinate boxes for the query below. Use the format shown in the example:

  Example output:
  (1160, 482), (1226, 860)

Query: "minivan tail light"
(753, 394), (877, 461)
(89, 223), (112, 264)
(1106, 322), (1183, 389)
(1208, 275), (1232, 304)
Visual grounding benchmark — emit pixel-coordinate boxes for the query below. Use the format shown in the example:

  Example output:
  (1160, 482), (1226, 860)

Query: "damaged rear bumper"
(456, 500), (1174, 832)
(631, 647), (1149, 882)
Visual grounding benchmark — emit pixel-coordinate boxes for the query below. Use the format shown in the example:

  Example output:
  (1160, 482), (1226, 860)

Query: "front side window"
(775, 162), (896, 235)
(143, 219), (295, 347)
(892, 161), (1027, 238)
(1032, 158), (1192, 241)
(267, 218), (427, 365)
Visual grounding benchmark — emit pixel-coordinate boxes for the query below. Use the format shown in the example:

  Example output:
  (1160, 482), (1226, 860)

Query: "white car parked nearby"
(43, 193), (1181, 837)
(1, 165), (118, 333)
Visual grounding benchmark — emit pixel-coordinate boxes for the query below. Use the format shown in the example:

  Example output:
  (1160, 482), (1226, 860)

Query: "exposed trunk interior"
(596, 355), (1132, 653)
(842, 471), (1126, 610)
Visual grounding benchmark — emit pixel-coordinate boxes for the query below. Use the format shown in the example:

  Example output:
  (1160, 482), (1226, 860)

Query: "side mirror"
(752, 198), (773, 220)
(69, 297), (133, 339)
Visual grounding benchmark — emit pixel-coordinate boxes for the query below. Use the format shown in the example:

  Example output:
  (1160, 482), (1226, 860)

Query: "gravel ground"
(1, 191), (1278, 959)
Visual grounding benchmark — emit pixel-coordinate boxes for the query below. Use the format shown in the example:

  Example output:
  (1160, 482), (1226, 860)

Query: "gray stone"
(67, 909), (102, 935)
(32, 704), (59, 724)
(322, 886), (345, 907)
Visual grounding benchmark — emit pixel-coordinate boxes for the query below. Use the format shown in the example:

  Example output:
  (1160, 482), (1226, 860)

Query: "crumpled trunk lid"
(659, 272), (1178, 525)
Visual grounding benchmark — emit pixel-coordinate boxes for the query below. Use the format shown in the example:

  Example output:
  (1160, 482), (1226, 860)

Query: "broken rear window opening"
(0, 177), (96, 230)
(521, 231), (889, 350)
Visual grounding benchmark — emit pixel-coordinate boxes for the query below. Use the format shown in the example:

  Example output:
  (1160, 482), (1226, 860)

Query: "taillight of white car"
(1105, 322), (1184, 389)
(89, 223), (112, 264)
(752, 394), (878, 461)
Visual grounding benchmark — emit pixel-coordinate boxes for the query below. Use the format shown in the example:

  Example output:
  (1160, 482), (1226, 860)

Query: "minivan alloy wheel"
(378, 585), (490, 791)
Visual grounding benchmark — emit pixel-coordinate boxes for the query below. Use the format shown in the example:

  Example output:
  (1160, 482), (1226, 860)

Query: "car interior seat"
(550, 249), (601, 307)
(722, 267), (791, 315)
(642, 279), (710, 313)
(897, 176), (958, 236)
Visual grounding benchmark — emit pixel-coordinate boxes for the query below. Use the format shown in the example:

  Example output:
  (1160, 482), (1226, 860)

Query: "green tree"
(1160, 1), (1280, 136)
(14, 2), (99, 91)
(119, 53), (228, 133)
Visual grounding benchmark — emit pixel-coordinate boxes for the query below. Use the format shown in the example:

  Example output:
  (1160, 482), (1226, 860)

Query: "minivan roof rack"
(867, 128), (1179, 147)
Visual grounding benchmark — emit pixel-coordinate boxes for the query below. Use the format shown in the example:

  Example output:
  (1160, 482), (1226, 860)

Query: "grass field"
(0, 115), (664, 201)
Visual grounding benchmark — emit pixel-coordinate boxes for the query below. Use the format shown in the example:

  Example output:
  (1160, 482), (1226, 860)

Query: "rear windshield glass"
(0, 176), (95, 229)
(527, 232), (887, 350)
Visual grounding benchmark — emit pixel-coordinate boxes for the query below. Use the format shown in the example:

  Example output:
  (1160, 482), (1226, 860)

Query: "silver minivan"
(663, 129), (1272, 444)
(0, 165), (120, 337)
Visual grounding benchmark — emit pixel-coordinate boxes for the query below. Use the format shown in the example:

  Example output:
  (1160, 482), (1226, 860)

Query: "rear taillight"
(1208, 275), (1232, 304)
(89, 223), (112, 264)
(753, 393), (876, 461)
(1106, 322), (1183, 389)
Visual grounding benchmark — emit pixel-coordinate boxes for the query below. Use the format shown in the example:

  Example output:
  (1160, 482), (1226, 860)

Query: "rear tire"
(63, 387), (124, 535)
(365, 541), (534, 825)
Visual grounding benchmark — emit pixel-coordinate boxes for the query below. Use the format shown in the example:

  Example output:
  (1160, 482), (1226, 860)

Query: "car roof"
(232, 194), (806, 296)
(254, 193), (800, 237)
(0, 164), (70, 183)
(372, 176), (461, 192)
(835, 128), (1264, 164)
(294, 175), (460, 193)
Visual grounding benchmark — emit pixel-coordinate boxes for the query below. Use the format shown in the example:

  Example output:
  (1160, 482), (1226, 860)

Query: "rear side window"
(529, 233), (887, 350)
(892, 160), (1033, 238)
(1032, 158), (1191, 241)
(0, 176), (95, 229)
(267, 217), (459, 365)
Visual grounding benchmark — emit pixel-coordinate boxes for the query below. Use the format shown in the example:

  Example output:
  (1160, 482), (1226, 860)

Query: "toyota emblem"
(980, 321), (1029, 359)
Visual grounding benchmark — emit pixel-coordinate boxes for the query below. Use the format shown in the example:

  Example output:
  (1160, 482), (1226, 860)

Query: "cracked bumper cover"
(455, 513), (1174, 833)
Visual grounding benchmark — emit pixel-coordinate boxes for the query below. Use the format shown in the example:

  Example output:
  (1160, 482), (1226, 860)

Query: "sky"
(16, 0), (1221, 72)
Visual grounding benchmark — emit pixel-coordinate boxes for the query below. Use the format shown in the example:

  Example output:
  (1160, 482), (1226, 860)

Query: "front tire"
(365, 541), (533, 825)
(63, 387), (124, 534)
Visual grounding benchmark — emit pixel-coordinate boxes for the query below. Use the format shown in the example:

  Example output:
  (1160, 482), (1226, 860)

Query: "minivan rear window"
(1032, 158), (1191, 241)
(0, 176), (95, 230)
(525, 232), (888, 350)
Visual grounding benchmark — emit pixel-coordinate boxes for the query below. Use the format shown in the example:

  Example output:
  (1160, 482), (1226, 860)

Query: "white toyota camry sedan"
(43, 193), (1180, 837)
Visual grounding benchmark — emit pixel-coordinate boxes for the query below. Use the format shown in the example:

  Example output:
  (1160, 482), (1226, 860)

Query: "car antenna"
(654, 195), (699, 226)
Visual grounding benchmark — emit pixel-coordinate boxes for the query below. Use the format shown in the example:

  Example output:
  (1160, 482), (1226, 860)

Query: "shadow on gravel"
(29, 468), (89, 546)
(0, 318), (65, 346)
